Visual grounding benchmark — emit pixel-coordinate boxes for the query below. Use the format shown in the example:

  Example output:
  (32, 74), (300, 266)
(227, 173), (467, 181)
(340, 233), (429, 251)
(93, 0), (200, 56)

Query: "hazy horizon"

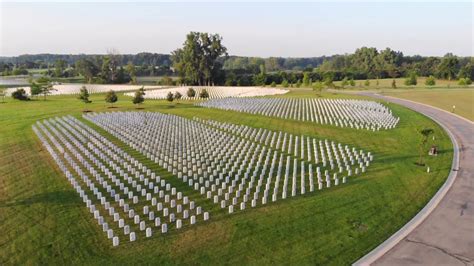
(1, 1), (473, 57)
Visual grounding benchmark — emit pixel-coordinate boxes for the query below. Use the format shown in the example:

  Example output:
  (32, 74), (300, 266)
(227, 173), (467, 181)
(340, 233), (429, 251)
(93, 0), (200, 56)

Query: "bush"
(187, 87), (196, 97)
(199, 89), (209, 98)
(458, 78), (471, 86)
(404, 73), (417, 86)
(105, 90), (118, 107)
(349, 79), (356, 86)
(281, 80), (289, 88)
(11, 88), (29, 101)
(425, 75), (436, 86)
(166, 92), (174, 102)
(270, 81), (276, 87)
(174, 91), (182, 101)
(364, 80), (370, 86)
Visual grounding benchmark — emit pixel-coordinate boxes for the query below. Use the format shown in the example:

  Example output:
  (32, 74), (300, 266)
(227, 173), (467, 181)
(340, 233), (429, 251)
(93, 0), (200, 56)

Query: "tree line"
(1, 32), (472, 86)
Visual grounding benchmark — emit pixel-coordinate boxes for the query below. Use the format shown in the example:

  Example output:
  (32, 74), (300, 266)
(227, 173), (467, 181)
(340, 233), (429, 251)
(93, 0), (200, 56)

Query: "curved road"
(358, 93), (474, 265)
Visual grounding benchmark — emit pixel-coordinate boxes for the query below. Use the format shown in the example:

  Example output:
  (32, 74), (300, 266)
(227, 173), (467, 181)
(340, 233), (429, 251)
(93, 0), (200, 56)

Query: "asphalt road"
(360, 93), (474, 265)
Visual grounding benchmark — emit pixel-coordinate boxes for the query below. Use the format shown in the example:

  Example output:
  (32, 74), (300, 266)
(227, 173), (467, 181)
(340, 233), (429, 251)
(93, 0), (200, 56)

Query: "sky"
(0, 1), (472, 57)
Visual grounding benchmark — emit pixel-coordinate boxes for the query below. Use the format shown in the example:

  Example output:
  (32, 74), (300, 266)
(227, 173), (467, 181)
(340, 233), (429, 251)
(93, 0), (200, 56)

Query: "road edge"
(353, 95), (461, 266)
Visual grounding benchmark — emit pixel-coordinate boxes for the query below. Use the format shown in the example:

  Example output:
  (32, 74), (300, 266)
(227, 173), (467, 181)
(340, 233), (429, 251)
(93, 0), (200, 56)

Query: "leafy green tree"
(323, 76), (334, 88)
(436, 53), (459, 80)
(425, 75), (436, 86)
(341, 77), (348, 88)
(132, 89), (145, 106)
(404, 72), (417, 86)
(11, 88), (29, 101)
(312, 81), (324, 96)
(126, 62), (137, 84)
(281, 79), (289, 88)
(296, 80), (302, 88)
(105, 90), (118, 107)
(174, 91), (182, 101)
(36, 76), (55, 100)
(199, 89), (209, 98)
(418, 128), (434, 166)
(270, 81), (276, 87)
(457, 63), (473, 79)
(391, 79), (397, 88)
(78, 86), (91, 103)
(187, 87), (196, 98)
(54, 59), (66, 77)
(75, 59), (99, 83)
(253, 65), (267, 86)
(302, 72), (311, 87)
(171, 32), (228, 85)
(29, 81), (42, 99)
(166, 92), (174, 102)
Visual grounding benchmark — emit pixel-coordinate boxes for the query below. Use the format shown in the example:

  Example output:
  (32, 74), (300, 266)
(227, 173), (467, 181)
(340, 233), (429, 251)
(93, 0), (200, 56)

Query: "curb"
(353, 95), (461, 266)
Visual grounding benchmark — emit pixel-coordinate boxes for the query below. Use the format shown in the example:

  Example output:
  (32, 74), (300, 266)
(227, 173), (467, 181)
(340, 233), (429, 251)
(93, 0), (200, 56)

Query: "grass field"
(333, 77), (469, 89)
(381, 89), (474, 121)
(0, 89), (453, 264)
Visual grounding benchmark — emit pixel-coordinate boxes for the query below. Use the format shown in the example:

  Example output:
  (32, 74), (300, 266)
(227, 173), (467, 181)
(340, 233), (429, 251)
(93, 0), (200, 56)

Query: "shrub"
(105, 90), (118, 107)
(187, 87), (196, 97)
(166, 92), (174, 102)
(364, 80), (370, 86)
(270, 81), (276, 87)
(404, 73), (417, 86)
(425, 75), (436, 86)
(199, 89), (209, 98)
(12, 88), (29, 101)
(281, 80), (289, 88)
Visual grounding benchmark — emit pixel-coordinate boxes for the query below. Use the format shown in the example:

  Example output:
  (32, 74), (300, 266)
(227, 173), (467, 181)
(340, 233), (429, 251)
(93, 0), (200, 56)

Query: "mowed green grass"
(382, 89), (474, 121)
(333, 77), (465, 89)
(0, 89), (453, 265)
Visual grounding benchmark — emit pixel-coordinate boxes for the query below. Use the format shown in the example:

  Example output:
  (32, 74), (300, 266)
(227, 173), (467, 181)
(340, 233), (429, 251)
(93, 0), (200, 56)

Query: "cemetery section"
(33, 116), (209, 246)
(124, 86), (289, 100)
(198, 98), (399, 130)
(85, 111), (373, 218)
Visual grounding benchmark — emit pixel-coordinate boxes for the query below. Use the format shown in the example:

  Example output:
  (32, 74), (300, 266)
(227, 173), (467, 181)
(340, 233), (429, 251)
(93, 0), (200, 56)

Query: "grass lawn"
(333, 77), (468, 89)
(381, 88), (474, 121)
(0, 89), (453, 265)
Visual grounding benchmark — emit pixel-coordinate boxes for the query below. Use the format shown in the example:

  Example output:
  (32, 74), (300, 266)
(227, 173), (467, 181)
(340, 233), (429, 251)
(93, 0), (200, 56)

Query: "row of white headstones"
(85, 111), (373, 217)
(6, 84), (167, 96)
(124, 86), (289, 100)
(198, 97), (400, 131)
(33, 115), (208, 247)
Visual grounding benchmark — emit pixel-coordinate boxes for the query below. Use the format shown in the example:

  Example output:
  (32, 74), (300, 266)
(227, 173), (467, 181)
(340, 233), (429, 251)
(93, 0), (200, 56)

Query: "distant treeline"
(1, 46), (473, 86)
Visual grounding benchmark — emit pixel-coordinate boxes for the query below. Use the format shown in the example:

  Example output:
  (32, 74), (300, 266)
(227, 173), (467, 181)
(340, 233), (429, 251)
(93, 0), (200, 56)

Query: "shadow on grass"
(0, 190), (80, 207)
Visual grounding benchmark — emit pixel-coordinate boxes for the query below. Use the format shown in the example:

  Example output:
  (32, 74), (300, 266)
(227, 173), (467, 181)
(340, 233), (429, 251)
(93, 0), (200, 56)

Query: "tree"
(302, 72), (311, 87)
(171, 32), (228, 85)
(418, 128), (434, 166)
(199, 89), (209, 98)
(404, 72), (417, 86)
(75, 59), (99, 83)
(174, 91), (182, 101)
(166, 92), (174, 102)
(105, 90), (118, 107)
(29, 81), (42, 99)
(437, 53), (459, 80)
(341, 77), (348, 88)
(132, 89), (145, 106)
(126, 62), (137, 84)
(281, 79), (289, 88)
(54, 59), (66, 77)
(364, 79), (370, 86)
(253, 64), (267, 86)
(11, 88), (29, 101)
(425, 75), (436, 86)
(312, 81), (324, 96)
(36, 76), (55, 100)
(295, 80), (302, 88)
(391, 79), (397, 89)
(78, 86), (91, 103)
(270, 81), (276, 87)
(187, 87), (196, 98)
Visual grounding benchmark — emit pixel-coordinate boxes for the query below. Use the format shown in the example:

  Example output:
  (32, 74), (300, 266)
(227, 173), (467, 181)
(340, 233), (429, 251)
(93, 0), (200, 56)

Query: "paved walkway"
(359, 93), (474, 265)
